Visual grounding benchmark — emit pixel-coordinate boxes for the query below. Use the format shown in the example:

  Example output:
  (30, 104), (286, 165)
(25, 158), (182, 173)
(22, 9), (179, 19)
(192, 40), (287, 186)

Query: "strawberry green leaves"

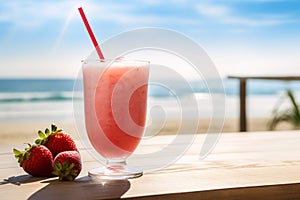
(53, 160), (78, 181)
(13, 143), (32, 165)
(52, 151), (82, 181)
(35, 124), (62, 145)
(13, 148), (24, 165)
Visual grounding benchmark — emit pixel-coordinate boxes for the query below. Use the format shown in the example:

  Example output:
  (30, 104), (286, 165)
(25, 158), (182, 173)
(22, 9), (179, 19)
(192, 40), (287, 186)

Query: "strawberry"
(13, 144), (54, 177)
(52, 151), (82, 181)
(35, 124), (78, 157)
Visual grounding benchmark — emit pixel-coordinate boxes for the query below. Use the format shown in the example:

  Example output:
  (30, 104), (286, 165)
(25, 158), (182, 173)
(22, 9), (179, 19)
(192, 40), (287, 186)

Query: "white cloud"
(0, 0), (197, 29)
(195, 3), (295, 26)
(0, 0), (79, 28)
(81, 2), (196, 26)
(1, 0), (297, 29)
(196, 4), (230, 18)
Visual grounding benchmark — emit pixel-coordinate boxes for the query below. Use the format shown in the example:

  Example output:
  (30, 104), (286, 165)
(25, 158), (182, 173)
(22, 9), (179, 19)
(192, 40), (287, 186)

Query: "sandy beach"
(0, 117), (295, 145)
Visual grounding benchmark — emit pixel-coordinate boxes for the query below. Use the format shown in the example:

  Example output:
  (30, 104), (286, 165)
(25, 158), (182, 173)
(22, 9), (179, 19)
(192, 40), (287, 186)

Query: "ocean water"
(1, 78), (300, 123)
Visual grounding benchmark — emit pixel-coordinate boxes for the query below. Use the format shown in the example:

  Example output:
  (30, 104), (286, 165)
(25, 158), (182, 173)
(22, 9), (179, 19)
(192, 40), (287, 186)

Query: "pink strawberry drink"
(83, 59), (149, 160)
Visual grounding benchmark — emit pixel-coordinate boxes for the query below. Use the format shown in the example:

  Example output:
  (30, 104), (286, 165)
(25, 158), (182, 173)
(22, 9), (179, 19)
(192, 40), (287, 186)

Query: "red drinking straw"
(78, 7), (105, 60)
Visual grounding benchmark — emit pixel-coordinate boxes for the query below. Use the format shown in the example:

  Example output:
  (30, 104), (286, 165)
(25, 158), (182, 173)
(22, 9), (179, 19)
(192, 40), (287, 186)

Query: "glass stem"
(106, 159), (127, 168)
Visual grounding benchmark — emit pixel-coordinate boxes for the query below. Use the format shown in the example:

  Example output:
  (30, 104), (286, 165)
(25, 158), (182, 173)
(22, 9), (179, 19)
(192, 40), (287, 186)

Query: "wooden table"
(228, 75), (300, 132)
(1, 131), (300, 199)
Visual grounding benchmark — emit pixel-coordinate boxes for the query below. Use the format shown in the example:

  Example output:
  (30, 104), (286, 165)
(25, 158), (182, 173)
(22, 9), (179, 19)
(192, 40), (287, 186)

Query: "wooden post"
(228, 75), (300, 132)
(240, 78), (247, 132)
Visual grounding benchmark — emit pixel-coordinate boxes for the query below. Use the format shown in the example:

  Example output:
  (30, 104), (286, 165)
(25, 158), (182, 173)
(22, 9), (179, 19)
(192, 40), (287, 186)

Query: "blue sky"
(0, 0), (300, 78)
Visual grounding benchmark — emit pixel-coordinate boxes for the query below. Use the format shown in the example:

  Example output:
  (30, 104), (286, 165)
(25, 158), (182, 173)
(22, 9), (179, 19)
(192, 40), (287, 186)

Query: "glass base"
(88, 165), (143, 180)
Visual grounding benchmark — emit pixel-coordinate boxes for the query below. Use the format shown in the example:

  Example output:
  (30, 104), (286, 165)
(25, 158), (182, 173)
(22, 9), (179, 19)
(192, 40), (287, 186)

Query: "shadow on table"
(28, 176), (130, 200)
(0, 174), (46, 186)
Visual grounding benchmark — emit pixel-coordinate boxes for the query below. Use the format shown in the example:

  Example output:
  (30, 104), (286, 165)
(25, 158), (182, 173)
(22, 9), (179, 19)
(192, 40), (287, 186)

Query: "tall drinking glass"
(82, 59), (149, 179)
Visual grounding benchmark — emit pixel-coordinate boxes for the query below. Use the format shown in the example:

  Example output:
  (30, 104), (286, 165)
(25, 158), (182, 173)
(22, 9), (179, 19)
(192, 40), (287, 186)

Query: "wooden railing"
(228, 75), (300, 132)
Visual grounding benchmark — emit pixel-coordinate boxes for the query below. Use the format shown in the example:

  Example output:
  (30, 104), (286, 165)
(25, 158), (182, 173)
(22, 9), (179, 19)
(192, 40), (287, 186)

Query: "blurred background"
(1, 0), (300, 143)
